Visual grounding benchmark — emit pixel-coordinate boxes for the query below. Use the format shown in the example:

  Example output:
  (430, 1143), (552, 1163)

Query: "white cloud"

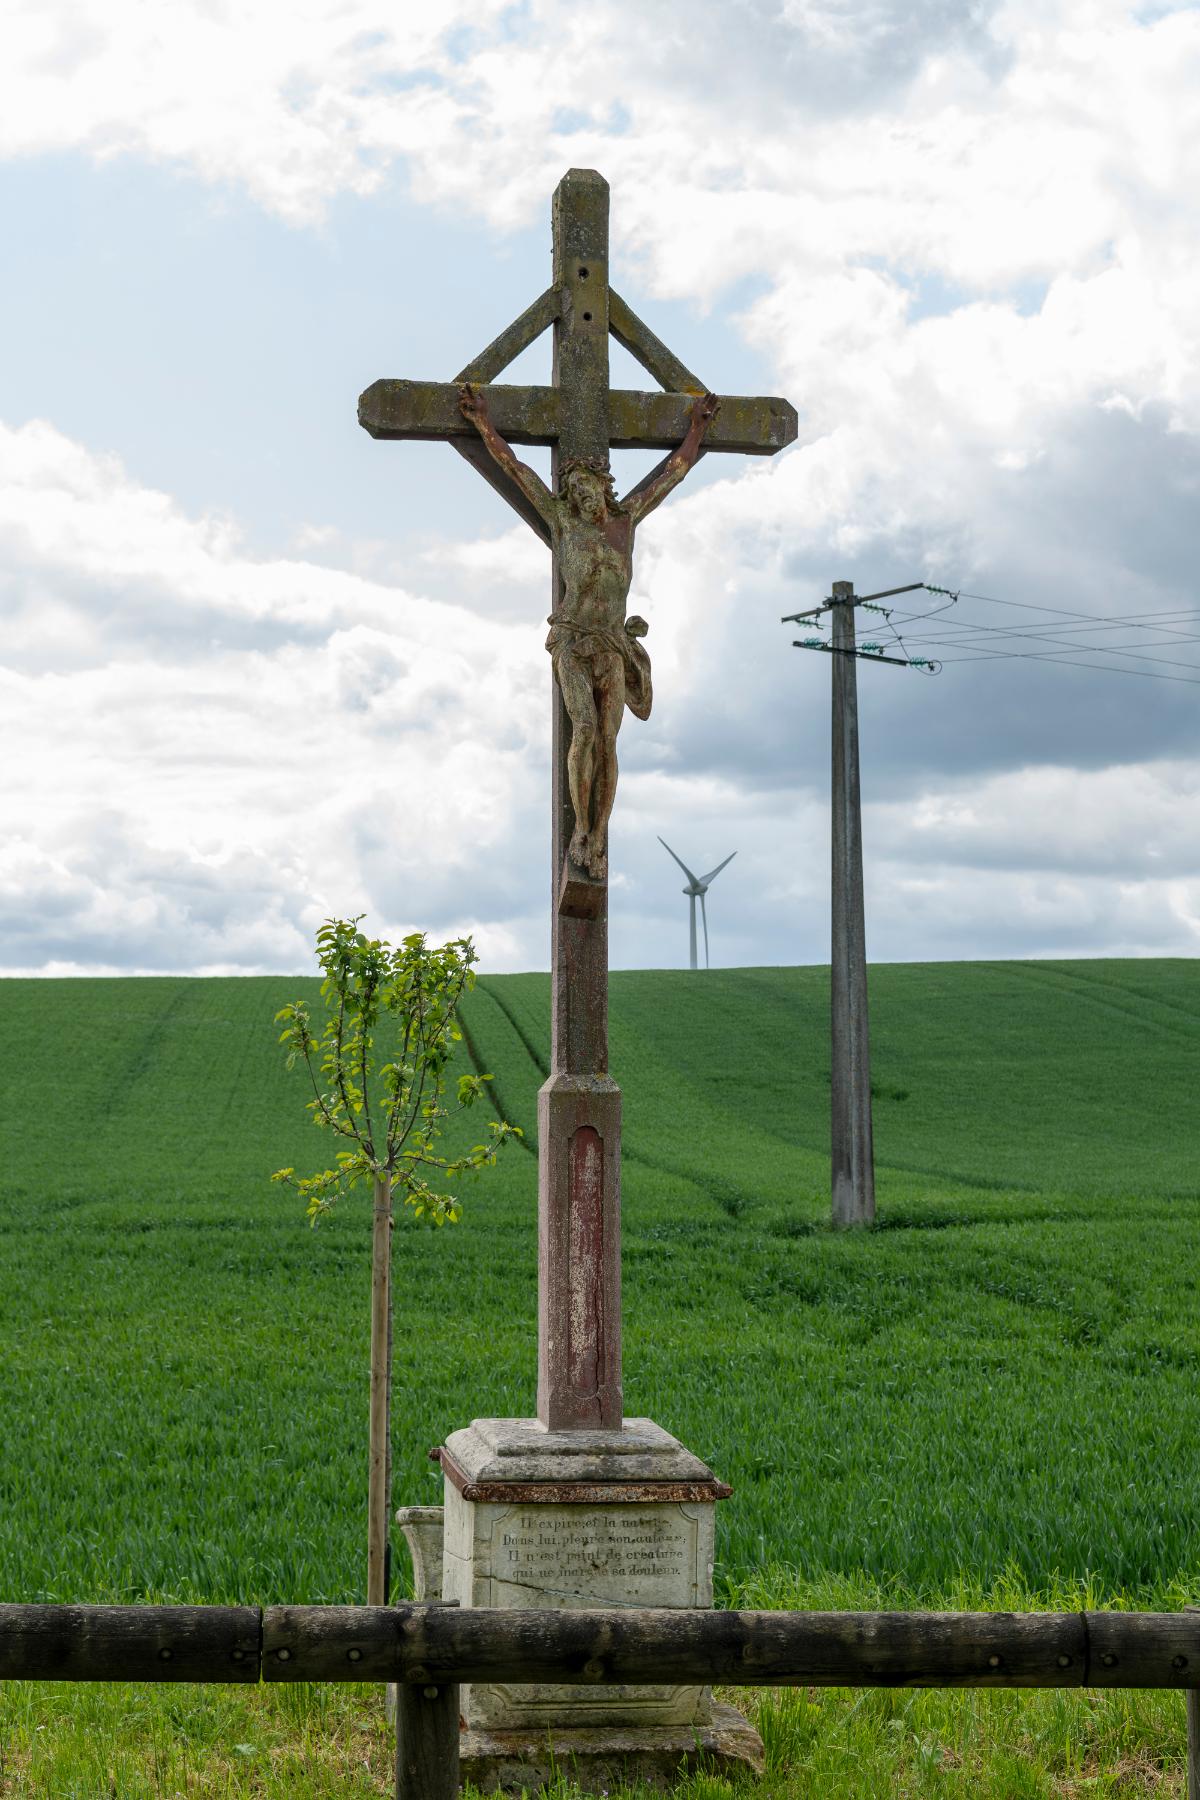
(3, 1), (1200, 971)
(0, 418), (549, 972)
(0, 1), (501, 221)
(3, 399), (1198, 974)
(887, 762), (1200, 877)
(419, 526), (549, 617)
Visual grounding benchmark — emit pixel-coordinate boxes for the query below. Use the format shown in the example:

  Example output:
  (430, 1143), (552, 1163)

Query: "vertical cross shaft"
(550, 170), (610, 1076)
(830, 581), (876, 1227)
(538, 170), (623, 1429)
(358, 165), (798, 1436)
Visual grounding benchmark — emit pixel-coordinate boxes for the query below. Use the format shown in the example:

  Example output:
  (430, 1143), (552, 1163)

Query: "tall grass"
(1, 962), (1198, 1791)
(2, 963), (1199, 1605)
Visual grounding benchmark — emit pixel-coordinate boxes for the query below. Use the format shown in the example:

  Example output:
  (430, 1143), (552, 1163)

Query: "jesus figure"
(459, 383), (719, 881)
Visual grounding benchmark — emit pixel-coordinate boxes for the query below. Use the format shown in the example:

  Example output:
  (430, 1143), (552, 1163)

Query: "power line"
(924, 585), (1200, 628)
(785, 579), (1200, 686)
(889, 604), (1200, 647)
(897, 621), (1200, 676)
(932, 640), (1200, 687)
(882, 583), (1200, 687)
(893, 607), (1200, 653)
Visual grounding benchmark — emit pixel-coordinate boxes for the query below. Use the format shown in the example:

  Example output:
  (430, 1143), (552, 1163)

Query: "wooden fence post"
(1186, 1606), (1200, 1800)
(395, 1677), (460, 1800)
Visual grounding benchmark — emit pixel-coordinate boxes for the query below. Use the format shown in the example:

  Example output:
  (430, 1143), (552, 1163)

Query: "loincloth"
(546, 616), (652, 720)
(545, 618), (636, 667)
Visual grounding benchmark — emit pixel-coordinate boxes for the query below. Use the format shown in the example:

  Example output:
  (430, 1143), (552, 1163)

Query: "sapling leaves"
(272, 925), (525, 1601)
(272, 917), (521, 1223)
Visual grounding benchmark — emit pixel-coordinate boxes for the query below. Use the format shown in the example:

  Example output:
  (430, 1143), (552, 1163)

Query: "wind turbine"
(657, 839), (737, 970)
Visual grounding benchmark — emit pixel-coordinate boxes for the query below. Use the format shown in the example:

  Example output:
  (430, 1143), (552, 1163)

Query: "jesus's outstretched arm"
(621, 393), (720, 526)
(458, 384), (557, 532)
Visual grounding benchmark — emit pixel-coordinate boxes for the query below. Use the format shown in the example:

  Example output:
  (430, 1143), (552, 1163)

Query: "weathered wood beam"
(0, 1605), (260, 1683)
(260, 1606), (1200, 1691)
(3, 1603), (1199, 1692)
(395, 1677), (460, 1800)
(455, 287), (560, 387)
(1187, 1606), (1200, 1800)
(449, 441), (552, 545)
(608, 290), (706, 395)
(358, 380), (797, 456)
(449, 286), (564, 544)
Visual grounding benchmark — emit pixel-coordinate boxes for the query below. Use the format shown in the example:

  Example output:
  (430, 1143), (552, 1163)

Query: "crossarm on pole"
(793, 642), (911, 667)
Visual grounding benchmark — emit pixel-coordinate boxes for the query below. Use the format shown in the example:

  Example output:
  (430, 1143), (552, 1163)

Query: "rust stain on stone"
(567, 1126), (604, 1415)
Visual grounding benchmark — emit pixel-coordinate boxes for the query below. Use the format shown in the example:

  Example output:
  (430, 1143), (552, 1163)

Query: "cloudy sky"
(3, 0), (1199, 976)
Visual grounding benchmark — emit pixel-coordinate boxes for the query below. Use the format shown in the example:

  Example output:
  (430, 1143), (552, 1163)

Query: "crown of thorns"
(560, 456), (619, 505)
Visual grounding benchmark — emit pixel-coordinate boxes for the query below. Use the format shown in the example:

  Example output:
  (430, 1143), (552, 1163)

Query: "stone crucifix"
(456, 380), (719, 884)
(359, 168), (796, 1433)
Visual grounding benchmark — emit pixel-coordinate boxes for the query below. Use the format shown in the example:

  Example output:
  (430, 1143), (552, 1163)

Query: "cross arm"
(446, 288), (563, 544)
(608, 290), (706, 396)
(608, 387), (796, 453)
(358, 381), (798, 456)
(455, 287), (559, 387)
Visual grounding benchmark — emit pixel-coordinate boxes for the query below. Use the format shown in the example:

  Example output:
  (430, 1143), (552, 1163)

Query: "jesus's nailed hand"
(693, 392), (720, 427)
(458, 382), (488, 422)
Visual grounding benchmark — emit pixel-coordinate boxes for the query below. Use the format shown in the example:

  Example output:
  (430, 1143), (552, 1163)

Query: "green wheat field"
(2, 959), (1198, 1795)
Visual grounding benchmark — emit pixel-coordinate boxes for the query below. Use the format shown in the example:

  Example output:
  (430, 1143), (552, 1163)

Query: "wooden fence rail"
(0, 1605), (260, 1683)
(2, 1604), (1199, 1799)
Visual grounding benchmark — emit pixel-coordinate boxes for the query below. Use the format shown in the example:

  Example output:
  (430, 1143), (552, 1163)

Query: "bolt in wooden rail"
(2, 1603), (1199, 1798)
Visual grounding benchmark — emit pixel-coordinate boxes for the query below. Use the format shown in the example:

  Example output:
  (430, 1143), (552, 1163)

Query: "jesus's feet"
(586, 839), (607, 881)
(569, 826), (589, 870)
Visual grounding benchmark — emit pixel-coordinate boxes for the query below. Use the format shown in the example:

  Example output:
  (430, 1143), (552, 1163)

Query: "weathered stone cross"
(359, 168), (796, 1433)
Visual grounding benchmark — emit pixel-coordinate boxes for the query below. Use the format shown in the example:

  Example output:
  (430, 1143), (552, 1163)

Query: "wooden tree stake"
(368, 1173), (393, 1605)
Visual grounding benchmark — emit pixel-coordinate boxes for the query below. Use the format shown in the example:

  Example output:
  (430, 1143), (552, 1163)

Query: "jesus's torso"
(553, 510), (634, 635)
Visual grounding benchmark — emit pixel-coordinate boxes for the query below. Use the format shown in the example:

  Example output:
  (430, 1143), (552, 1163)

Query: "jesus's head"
(562, 459), (617, 523)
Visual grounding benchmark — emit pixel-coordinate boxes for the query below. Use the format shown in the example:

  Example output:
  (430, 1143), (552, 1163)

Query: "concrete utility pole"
(786, 580), (925, 1228)
(828, 581), (874, 1227)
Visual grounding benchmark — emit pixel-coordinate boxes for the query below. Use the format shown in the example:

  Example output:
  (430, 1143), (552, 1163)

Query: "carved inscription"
(463, 1497), (715, 1726)
(487, 1505), (699, 1608)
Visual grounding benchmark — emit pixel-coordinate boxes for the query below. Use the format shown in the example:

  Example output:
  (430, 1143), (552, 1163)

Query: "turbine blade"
(701, 891), (710, 969)
(698, 850), (737, 886)
(658, 835), (701, 886)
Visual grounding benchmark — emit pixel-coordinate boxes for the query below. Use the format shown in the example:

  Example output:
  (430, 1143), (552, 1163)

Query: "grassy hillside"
(1, 962), (1198, 1609)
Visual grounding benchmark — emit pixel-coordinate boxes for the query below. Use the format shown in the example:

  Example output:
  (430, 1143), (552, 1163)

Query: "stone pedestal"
(428, 1415), (764, 1788)
(459, 1703), (765, 1793)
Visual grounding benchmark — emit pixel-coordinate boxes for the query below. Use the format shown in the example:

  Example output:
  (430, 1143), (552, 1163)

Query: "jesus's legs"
(556, 652), (600, 868)
(587, 655), (626, 880)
